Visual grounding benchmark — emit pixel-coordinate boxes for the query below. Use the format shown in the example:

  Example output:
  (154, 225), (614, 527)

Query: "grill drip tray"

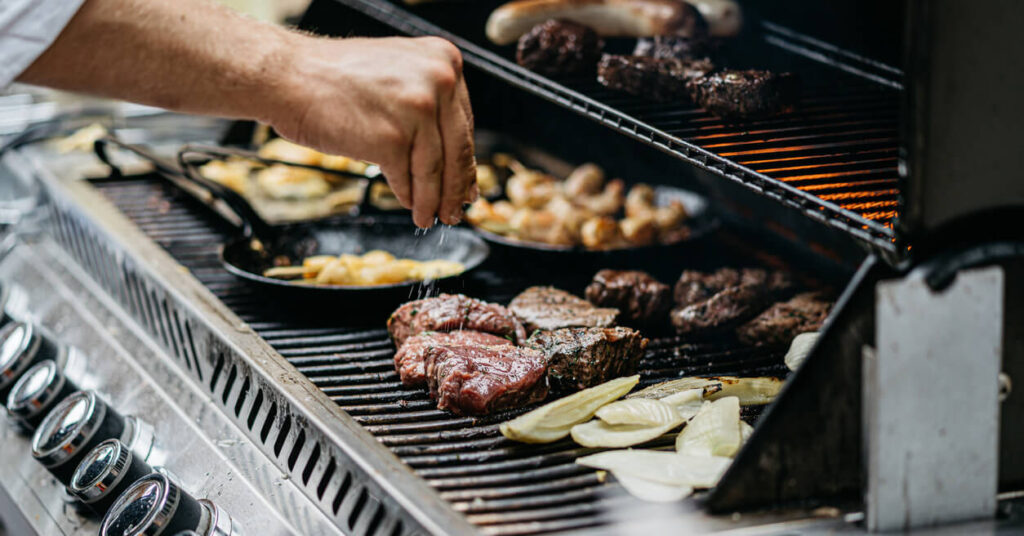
(90, 174), (793, 535)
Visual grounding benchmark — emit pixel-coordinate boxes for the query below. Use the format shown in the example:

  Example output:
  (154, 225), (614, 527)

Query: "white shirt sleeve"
(0, 0), (88, 88)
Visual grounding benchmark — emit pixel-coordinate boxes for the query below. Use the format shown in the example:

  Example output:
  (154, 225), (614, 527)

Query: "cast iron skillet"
(93, 136), (490, 312)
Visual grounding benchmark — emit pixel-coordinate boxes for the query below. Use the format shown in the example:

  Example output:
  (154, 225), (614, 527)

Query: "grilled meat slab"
(424, 343), (548, 415)
(597, 54), (715, 102)
(674, 267), (792, 307)
(388, 294), (526, 347)
(671, 284), (772, 335)
(689, 69), (799, 119)
(509, 286), (619, 332)
(528, 327), (647, 392)
(394, 330), (514, 387)
(585, 269), (672, 326)
(737, 292), (832, 346)
(517, 19), (603, 76)
(633, 35), (711, 60)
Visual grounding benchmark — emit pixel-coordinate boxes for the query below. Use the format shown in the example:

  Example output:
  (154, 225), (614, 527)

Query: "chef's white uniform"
(0, 0), (87, 87)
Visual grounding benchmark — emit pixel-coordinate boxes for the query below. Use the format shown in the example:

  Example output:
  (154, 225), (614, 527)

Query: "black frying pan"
(93, 136), (490, 313)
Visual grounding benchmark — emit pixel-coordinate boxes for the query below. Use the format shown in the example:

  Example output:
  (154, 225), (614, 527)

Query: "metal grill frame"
(9, 147), (478, 536)
(312, 0), (902, 259)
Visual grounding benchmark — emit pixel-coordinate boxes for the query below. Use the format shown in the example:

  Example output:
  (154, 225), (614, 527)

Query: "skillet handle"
(94, 135), (183, 178)
(176, 144), (277, 246)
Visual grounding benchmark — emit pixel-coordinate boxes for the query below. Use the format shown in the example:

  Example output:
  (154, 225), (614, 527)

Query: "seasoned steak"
(388, 294), (526, 347)
(394, 330), (513, 387)
(737, 292), (832, 346)
(633, 35), (711, 60)
(585, 269), (672, 327)
(527, 327), (647, 392)
(517, 19), (603, 76)
(688, 69), (800, 119)
(671, 284), (775, 335)
(509, 286), (618, 332)
(674, 268), (792, 307)
(424, 343), (548, 415)
(597, 54), (715, 102)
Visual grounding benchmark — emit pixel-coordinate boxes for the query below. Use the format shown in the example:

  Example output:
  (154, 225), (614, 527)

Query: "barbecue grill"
(1, 1), (1023, 535)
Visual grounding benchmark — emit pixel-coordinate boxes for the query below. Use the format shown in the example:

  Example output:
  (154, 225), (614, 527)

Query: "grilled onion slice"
(676, 397), (741, 457)
(595, 398), (679, 426)
(613, 472), (694, 502)
(500, 375), (639, 443)
(657, 388), (705, 420)
(628, 376), (782, 406)
(577, 450), (731, 488)
(785, 332), (819, 371)
(571, 408), (683, 448)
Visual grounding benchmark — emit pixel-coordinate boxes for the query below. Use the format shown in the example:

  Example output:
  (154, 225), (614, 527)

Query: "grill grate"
(93, 176), (789, 535)
(314, 0), (903, 256)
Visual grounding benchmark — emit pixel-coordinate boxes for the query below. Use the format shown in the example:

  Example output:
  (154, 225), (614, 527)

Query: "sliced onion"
(596, 398), (680, 426)
(571, 417), (683, 448)
(613, 472), (693, 502)
(676, 397), (741, 457)
(740, 420), (754, 444)
(577, 449), (731, 488)
(785, 332), (820, 371)
(628, 376), (782, 406)
(658, 388), (705, 420)
(500, 375), (639, 443)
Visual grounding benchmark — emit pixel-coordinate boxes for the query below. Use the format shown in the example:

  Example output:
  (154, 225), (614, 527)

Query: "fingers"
(437, 78), (476, 225)
(409, 121), (444, 228)
(378, 125), (413, 210)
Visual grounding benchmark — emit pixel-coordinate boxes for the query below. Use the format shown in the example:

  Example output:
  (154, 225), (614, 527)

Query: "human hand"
(269, 35), (477, 228)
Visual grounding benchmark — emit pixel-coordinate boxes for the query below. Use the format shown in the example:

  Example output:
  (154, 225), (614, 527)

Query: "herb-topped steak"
(509, 286), (619, 332)
(388, 294), (526, 347)
(424, 343), (548, 415)
(394, 330), (514, 387)
(528, 327), (647, 392)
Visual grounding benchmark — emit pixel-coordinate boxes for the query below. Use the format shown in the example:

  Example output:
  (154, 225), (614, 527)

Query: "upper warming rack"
(311, 0), (904, 257)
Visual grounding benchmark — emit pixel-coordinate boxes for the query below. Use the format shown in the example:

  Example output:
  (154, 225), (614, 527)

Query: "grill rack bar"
(86, 174), (793, 535)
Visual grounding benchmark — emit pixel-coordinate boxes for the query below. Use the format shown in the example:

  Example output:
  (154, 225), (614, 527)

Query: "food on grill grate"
(576, 449), (731, 496)
(633, 35), (711, 60)
(673, 267), (792, 307)
(527, 326), (648, 391)
(570, 397), (684, 447)
(671, 284), (772, 334)
(585, 269), (673, 326)
(509, 286), (619, 332)
(675, 396), (742, 457)
(736, 291), (832, 346)
(688, 69), (800, 119)
(388, 294), (527, 347)
(628, 375), (783, 405)
(263, 250), (464, 286)
(597, 54), (715, 102)
(486, 0), (706, 46)
(466, 158), (692, 249)
(424, 343), (549, 415)
(500, 375), (639, 443)
(516, 19), (604, 75)
(785, 331), (819, 371)
(394, 330), (514, 386)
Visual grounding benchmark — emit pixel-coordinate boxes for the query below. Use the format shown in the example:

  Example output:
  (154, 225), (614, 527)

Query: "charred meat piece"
(597, 54), (715, 102)
(673, 267), (792, 307)
(585, 269), (672, 326)
(671, 284), (774, 335)
(509, 286), (619, 332)
(394, 330), (514, 387)
(528, 327), (647, 392)
(388, 294), (526, 347)
(633, 35), (711, 60)
(688, 69), (800, 119)
(517, 19), (604, 76)
(736, 292), (832, 346)
(424, 343), (548, 415)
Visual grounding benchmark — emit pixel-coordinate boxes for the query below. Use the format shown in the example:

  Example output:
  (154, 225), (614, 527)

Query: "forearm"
(17, 0), (298, 123)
